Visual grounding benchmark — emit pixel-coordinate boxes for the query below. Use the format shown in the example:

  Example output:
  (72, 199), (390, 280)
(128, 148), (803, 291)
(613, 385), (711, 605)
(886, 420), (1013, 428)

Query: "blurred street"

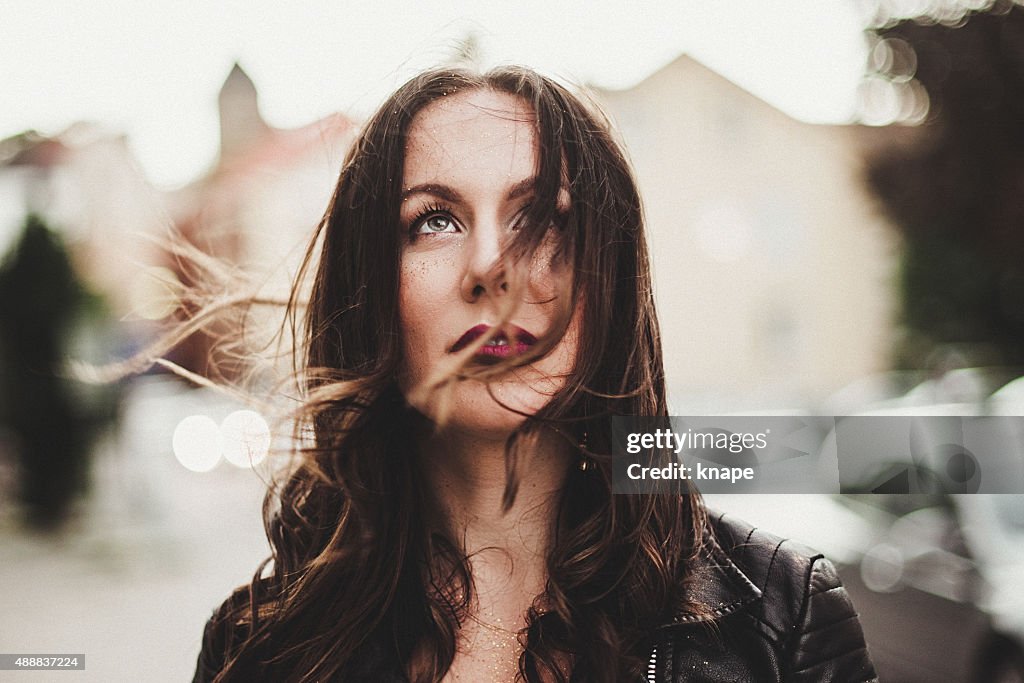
(0, 378), (271, 682)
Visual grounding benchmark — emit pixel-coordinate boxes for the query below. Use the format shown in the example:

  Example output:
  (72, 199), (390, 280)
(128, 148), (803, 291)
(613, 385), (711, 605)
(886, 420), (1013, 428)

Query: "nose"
(460, 220), (509, 303)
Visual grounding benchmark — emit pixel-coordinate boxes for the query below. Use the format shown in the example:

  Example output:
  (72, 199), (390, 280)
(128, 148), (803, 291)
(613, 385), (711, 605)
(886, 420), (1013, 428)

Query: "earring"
(578, 429), (591, 472)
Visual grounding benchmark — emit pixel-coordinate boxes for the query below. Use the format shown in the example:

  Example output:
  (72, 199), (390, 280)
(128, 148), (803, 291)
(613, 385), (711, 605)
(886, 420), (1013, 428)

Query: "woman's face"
(397, 89), (578, 439)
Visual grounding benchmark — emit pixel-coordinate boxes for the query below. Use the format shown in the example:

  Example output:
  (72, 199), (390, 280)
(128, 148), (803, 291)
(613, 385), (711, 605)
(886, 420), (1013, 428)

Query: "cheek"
(398, 254), (452, 374)
(531, 246), (579, 375)
(549, 304), (582, 377)
(526, 235), (566, 295)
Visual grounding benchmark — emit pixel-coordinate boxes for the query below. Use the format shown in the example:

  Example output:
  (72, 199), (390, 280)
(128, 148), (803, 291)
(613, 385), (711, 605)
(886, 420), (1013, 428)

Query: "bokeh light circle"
(172, 414), (223, 472)
(221, 410), (271, 468)
(861, 543), (904, 593)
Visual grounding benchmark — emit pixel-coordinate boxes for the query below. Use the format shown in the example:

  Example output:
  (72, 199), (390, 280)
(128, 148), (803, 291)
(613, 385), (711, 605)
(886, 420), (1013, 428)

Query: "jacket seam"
(793, 645), (874, 675)
(783, 553), (826, 679)
(761, 539), (784, 595)
(796, 611), (857, 637)
(757, 538), (784, 638)
(794, 553), (825, 628)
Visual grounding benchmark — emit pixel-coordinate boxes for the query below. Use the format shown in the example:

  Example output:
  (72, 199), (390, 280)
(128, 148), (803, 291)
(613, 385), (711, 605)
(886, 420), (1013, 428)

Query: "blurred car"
(837, 493), (1024, 682)
(991, 376), (1024, 416)
(823, 371), (1024, 681)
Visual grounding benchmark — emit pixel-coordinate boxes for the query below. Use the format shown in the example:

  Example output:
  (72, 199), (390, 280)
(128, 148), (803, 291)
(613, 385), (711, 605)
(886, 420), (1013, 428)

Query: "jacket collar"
(660, 520), (762, 626)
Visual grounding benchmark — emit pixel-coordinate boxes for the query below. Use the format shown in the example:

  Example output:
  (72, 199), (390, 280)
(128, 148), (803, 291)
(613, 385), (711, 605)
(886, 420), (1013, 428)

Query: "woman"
(191, 66), (877, 682)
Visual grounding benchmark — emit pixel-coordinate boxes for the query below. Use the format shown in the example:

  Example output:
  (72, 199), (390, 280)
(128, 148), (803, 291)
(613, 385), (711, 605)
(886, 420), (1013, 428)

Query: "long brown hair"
(209, 65), (706, 683)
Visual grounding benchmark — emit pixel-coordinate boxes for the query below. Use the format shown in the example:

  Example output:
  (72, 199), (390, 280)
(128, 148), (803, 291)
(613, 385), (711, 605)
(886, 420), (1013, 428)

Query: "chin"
(412, 378), (559, 441)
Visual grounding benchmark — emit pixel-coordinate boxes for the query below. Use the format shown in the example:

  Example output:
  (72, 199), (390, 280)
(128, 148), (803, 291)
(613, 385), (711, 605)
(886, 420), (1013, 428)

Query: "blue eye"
(409, 203), (460, 239)
(416, 214), (457, 234)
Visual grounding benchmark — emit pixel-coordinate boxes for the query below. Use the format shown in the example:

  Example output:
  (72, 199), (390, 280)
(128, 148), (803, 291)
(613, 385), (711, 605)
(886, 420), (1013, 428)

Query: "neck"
(416, 422), (574, 601)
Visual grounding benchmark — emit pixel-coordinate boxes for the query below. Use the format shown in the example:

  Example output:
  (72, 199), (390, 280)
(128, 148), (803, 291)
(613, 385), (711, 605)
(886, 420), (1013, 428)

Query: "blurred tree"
(0, 214), (116, 530)
(865, 2), (1024, 368)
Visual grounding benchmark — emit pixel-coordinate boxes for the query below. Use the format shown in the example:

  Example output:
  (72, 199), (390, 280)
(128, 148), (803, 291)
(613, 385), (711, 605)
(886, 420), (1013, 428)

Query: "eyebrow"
(400, 176), (541, 203)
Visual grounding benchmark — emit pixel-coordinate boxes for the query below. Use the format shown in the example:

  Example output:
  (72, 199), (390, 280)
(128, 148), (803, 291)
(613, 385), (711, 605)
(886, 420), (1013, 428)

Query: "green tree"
(865, 2), (1024, 367)
(0, 214), (114, 529)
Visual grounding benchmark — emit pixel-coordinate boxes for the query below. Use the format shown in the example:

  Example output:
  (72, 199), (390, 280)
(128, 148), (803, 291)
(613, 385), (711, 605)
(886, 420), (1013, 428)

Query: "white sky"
(1, 0), (870, 188)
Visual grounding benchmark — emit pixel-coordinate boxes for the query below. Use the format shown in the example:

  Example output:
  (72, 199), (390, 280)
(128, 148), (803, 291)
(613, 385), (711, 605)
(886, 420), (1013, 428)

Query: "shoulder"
(192, 585), (258, 683)
(655, 509), (877, 682)
(707, 510), (833, 631)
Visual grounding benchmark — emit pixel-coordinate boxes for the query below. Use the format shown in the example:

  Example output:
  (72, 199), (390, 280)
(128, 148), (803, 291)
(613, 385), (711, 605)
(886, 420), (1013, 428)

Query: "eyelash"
(406, 203), (571, 241)
(408, 203), (459, 240)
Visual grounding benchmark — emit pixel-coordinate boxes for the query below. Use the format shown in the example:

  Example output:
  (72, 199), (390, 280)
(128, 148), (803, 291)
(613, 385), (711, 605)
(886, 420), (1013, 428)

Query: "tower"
(217, 63), (268, 159)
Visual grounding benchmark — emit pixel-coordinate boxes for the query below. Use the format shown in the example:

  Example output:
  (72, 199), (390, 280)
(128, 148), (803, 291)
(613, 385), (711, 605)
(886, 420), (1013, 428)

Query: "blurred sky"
(1, 0), (869, 188)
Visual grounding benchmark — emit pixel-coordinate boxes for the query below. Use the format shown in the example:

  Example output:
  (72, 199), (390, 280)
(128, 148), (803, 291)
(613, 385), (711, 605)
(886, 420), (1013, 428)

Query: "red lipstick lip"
(449, 324), (538, 354)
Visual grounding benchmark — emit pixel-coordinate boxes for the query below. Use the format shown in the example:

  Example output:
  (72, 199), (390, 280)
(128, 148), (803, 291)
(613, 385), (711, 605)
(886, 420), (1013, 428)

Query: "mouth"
(449, 324), (538, 360)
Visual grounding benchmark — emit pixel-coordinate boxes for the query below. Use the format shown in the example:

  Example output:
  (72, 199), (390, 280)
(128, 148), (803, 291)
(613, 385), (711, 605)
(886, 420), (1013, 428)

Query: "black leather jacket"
(646, 511), (878, 682)
(194, 511), (877, 682)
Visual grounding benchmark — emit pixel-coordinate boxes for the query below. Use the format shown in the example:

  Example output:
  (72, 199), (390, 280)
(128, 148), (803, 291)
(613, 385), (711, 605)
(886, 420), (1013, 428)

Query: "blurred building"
(166, 64), (356, 376)
(0, 124), (167, 318)
(170, 63), (355, 286)
(594, 55), (917, 410)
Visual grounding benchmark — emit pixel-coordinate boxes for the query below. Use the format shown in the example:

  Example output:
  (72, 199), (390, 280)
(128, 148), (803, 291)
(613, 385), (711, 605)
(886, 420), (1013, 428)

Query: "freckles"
(402, 249), (460, 288)
(399, 252), (461, 343)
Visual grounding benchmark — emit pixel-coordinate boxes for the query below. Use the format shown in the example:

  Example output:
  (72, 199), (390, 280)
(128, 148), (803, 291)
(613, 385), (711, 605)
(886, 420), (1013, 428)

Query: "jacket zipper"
(647, 644), (657, 682)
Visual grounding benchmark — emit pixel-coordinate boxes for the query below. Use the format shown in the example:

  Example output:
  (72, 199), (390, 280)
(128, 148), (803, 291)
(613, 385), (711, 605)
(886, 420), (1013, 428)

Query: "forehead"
(403, 89), (538, 189)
